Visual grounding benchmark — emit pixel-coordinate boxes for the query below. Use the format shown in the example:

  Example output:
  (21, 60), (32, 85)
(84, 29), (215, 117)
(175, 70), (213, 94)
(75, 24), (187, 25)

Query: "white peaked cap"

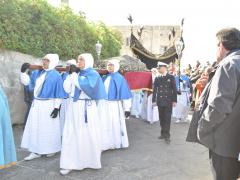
(43, 54), (59, 70)
(157, 61), (168, 67)
(66, 59), (77, 65)
(107, 59), (120, 73)
(79, 53), (94, 69)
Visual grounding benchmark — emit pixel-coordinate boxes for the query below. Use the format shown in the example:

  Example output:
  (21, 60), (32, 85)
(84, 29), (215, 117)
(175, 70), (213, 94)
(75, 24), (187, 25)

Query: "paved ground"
(0, 117), (212, 180)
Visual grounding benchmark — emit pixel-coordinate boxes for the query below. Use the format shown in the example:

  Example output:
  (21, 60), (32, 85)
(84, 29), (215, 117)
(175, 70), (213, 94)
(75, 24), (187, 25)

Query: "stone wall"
(0, 49), (42, 125)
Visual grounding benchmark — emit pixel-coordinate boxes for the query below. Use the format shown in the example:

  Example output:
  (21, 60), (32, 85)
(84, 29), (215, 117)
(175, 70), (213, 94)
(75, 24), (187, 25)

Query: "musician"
(60, 53), (106, 175)
(20, 54), (66, 160)
(152, 62), (177, 144)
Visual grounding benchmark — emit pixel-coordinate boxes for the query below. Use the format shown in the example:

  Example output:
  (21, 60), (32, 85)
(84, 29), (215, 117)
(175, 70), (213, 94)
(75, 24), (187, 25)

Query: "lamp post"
(95, 40), (102, 62)
(175, 38), (184, 92)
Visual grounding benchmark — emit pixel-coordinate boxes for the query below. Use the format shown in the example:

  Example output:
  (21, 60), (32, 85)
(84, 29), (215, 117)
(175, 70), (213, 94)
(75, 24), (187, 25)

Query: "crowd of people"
(128, 27), (240, 180)
(130, 60), (215, 125)
(171, 60), (217, 119)
(1, 27), (240, 180)
(18, 54), (132, 175)
(184, 61), (216, 110)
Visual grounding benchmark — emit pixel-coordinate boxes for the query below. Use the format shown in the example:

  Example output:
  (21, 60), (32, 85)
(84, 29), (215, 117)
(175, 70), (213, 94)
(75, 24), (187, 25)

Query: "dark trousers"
(158, 106), (172, 138)
(23, 101), (32, 129)
(210, 151), (240, 180)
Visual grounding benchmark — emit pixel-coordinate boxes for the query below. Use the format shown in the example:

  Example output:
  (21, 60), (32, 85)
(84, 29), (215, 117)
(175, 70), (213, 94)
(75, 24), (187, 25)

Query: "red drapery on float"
(29, 65), (153, 91)
(124, 71), (152, 91)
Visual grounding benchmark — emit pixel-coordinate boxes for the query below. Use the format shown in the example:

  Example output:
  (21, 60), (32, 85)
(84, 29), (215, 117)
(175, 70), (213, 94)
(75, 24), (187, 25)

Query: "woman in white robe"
(146, 93), (160, 123)
(99, 60), (132, 151)
(172, 73), (191, 122)
(59, 59), (77, 136)
(130, 90), (143, 118)
(140, 90), (148, 120)
(60, 53), (106, 175)
(20, 54), (65, 160)
(145, 68), (159, 124)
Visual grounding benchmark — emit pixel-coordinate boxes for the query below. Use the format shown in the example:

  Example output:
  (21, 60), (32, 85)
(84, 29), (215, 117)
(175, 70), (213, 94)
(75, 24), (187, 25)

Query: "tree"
(0, 0), (123, 60)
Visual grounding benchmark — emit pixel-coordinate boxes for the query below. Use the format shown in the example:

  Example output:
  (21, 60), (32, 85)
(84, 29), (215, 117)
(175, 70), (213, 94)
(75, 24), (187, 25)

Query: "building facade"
(111, 26), (180, 57)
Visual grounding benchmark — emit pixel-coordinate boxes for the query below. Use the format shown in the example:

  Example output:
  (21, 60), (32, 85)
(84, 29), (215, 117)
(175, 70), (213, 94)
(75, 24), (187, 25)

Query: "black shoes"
(158, 135), (171, 144)
(165, 138), (171, 144)
(158, 135), (165, 139)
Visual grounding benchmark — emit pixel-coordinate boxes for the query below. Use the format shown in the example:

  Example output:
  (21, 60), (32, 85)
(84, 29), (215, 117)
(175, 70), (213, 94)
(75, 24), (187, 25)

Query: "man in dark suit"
(198, 28), (240, 180)
(152, 62), (177, 144)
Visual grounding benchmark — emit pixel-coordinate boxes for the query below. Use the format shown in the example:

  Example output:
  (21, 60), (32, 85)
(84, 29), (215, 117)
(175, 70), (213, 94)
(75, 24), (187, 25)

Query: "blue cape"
(0, 85), (17, 167)
(175, 74), (190, 91)
(102, 72), (132, 100)
(61, 72), (69, 81)
(29, 70), (67, 99)
(73, 68), (107, 101)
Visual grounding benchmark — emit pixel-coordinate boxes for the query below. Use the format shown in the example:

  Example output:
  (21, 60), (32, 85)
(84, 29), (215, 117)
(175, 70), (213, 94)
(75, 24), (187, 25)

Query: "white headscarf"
(107, 59), (120, 73)
(79, 53), (94, 69)
(66, 59), (77, 66)
(43, 54), (59, 70)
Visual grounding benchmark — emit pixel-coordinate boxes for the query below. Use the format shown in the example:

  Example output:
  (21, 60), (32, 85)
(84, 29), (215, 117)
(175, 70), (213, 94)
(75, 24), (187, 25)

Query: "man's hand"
(21, 63), (30, 73)
(69, 65), (79, 74)
(172, 102), (177, 107)
(50, 108), (59, 118)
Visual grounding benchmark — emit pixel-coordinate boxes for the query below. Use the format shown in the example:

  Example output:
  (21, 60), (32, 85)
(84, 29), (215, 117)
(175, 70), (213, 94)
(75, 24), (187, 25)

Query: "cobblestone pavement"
(0, 117), (212, 180)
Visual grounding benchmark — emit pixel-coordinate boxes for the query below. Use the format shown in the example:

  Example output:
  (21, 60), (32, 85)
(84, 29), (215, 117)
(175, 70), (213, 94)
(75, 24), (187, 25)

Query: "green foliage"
(0, 0), (122, 60)
(95, 22), (122, 58)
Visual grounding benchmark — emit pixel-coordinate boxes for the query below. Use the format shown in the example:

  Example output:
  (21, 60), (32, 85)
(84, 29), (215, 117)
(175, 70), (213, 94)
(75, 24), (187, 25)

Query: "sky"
(48, 0), (240, 67)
